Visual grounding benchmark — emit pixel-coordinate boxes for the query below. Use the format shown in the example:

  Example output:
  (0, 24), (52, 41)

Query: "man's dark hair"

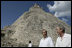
(29, 41), (31, 43)
(57, 24), (65, 33)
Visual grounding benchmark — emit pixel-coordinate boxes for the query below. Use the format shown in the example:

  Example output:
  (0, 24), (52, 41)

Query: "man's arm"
(67, 36), (71, 47)
(55, 38), (59, 47)
(49, 37), (54, 47)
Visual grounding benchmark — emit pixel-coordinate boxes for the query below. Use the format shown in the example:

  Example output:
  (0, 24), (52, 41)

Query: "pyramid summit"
(33, 3), (40, 8)
(29, 3), (44, 13)
(1, 3), (71, 47)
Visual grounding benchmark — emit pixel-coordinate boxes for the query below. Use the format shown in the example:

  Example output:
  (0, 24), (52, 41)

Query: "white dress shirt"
(28, 43), (32, 47)
(39, 37), (54, 47)
(55, 33), (71, 47)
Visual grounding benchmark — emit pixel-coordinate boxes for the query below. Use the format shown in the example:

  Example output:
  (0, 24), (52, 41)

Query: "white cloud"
(47, 1), (71, 17)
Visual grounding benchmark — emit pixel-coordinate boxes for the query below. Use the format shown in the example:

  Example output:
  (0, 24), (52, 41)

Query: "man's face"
(56, 27), (62, 35)
(42, 30), (47, 38)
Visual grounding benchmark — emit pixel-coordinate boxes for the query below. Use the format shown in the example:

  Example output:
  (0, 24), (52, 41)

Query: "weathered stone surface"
(1, 4), (71, 47)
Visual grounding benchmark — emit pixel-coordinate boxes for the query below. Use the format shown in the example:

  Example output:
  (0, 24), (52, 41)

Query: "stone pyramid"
(1, 3), (71, 47)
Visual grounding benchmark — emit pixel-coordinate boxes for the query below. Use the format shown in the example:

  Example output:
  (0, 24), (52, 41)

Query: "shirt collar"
(63, 33), (67, 38)
(59, 33), (67, 39)
(43, 36), (48, 40)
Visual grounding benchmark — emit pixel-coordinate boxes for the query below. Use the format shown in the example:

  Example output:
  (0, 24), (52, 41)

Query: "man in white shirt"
(55, 24), (71, 47)
(28, 41), (32, 47)
(39, 29), (54, 47)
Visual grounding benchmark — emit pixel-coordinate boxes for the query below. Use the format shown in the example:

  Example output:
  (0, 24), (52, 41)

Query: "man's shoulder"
(66, 33), (71, 36)
(48, 37), (51, 38)
(64, 33), (71, 37)
(47, 36), (52, 40)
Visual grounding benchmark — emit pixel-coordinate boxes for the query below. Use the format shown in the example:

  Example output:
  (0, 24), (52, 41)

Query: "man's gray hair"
(57, 24), (65, 33)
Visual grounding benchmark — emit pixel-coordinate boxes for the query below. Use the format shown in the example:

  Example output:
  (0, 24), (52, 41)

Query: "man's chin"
(43, 36), (46, 38)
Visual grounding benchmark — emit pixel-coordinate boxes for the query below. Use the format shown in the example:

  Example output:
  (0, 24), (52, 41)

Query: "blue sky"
(1, 1), (71, 29)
